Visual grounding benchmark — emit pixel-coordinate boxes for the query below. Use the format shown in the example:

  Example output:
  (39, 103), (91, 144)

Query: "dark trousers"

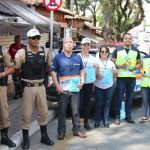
(80, 83), (93, 124)
(141, 87), (150, 117)
(57, 92), (81, 134)
(116, 78), (136, 119)
(12, 74), (22, 97)
(95, 86), (113, 125)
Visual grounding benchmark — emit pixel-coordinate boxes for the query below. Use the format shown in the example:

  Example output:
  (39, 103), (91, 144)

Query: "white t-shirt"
(78, 53), (97, 84)
(94, 58), (116, 89)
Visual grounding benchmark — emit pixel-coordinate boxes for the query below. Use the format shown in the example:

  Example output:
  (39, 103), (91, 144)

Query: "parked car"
(46, 44), (148, 116)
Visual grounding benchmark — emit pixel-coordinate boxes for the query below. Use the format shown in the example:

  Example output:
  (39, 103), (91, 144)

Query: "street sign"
(43, 0), (62, 11)
(43, 0), (62, 52)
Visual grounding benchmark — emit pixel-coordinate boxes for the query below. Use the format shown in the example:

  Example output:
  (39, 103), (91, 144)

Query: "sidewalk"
(16, 102), (150, 150)
(0, 92), (57, 150)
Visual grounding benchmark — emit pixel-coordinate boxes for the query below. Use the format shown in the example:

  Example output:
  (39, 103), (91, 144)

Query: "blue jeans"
(57, 92), (81, 135)
(141, 87), (150, 117)
(95, 86), (113, 125)
(116, 78), (136, 119)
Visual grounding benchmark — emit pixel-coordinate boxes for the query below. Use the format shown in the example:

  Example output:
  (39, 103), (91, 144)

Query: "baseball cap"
(27, 28), (40, 37)
(81, 38), (91, 44)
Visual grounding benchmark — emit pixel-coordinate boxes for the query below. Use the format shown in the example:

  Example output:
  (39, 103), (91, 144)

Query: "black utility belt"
(22, 81), (43, 87)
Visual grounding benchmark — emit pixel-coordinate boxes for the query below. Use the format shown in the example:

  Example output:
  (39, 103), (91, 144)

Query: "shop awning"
(0, 0), (61, 35)
(0, 21), (33, 36)
(77, 30), (104, 43)
(0, 3), (33, 36)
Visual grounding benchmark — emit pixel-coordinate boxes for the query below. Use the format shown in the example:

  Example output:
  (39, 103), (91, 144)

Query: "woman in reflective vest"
(140, 54), (150, 122)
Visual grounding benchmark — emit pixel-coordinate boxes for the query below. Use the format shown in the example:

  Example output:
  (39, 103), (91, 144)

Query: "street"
(16, 100), (150, 150)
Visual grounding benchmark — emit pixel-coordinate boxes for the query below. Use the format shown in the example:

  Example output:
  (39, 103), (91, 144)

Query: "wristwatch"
(2, 72), (5, 77)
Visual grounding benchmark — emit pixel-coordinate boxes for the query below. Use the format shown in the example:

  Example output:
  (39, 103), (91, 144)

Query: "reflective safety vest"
(116, 46), (138, 77)
(140, 56), (150, 88)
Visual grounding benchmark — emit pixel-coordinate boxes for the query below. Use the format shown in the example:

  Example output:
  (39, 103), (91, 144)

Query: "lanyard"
(100, 58), (108, 70)
(81, 54), (89, 67)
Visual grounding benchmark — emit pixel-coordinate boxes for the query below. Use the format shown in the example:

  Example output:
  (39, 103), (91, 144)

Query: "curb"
(0, 110), (56, 150)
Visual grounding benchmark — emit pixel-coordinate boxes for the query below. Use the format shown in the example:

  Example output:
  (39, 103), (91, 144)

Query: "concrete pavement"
(16, 102), (150, 150)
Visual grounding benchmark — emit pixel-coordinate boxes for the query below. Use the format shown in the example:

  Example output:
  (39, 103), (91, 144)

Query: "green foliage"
(62, 0), (145, 41)
(97, 15), (104, 27)
(98, 0), (145, 41)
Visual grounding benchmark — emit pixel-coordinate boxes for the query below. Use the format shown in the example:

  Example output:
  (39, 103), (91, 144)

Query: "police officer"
(112, 33), (141, 125)
(0, 46), (16, 148)
(14, 29), (54, 149)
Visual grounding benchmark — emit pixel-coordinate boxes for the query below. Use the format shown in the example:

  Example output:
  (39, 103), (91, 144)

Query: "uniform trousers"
(21, 85), (48, 129)
(0, 86), (10, 128)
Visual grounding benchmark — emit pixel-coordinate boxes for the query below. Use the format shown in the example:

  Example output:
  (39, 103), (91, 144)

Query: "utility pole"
(70, 0), (73, 12)
(70, 0), (73, 37)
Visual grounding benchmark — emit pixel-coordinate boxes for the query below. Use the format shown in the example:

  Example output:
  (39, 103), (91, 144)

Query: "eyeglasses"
(100, 51), (109, 53)
(30, 35), (41, 40)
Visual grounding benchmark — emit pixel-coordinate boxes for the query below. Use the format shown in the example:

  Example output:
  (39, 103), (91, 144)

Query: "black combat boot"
(21, 129), (30, 149)
(1, 128), (16, 148)
(40, 125), (54, 146)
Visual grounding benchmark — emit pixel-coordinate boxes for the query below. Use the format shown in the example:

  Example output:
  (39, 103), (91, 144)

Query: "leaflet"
(69, 78), (80, 92)
(84, 66), (96, 83)
(59, 76), (80, 92)
(100, 69), (113, 84)
(145, 72), (150, 77)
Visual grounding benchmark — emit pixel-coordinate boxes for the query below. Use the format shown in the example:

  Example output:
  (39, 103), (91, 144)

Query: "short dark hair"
(99, 46), (110, 58)
(123, 32), (132, 38)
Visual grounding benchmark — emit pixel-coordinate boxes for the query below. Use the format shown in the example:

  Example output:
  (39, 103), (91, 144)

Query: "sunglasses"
(30, 35), (41, 40)
(100, 51), (109, 53)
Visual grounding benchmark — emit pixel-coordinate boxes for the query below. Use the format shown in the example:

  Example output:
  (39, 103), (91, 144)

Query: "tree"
(70, 0), (100, 26)
(100, 0), (145, 41)
(99, 0), (115, 41)
(63, 0), (145, 41)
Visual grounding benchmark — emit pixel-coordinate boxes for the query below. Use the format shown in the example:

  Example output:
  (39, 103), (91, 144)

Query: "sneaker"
(94, 122), (100, 128)
(84, 124), (92, 130)
(104, 123), (110, 128)
(140, 117), (148, 123)
(73, 132), (87, 138)
(57, 133), (65, 140)
(114, 119), (120, 125)
(125, 117), (135, 123)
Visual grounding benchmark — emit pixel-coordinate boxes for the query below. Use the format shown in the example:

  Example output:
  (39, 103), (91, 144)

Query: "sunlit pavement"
(16, 100), (150, 150)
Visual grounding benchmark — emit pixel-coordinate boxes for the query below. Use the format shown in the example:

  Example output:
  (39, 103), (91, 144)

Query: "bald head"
(63, 37), (74, 52)
(63, 37), (73, 44)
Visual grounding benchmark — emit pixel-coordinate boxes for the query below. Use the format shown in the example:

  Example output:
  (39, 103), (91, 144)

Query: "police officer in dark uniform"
(14, 29), (54, 149)
(0, 45), (16, 148)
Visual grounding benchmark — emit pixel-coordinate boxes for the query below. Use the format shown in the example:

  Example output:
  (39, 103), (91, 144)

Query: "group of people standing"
(0, 29), (149, 150)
